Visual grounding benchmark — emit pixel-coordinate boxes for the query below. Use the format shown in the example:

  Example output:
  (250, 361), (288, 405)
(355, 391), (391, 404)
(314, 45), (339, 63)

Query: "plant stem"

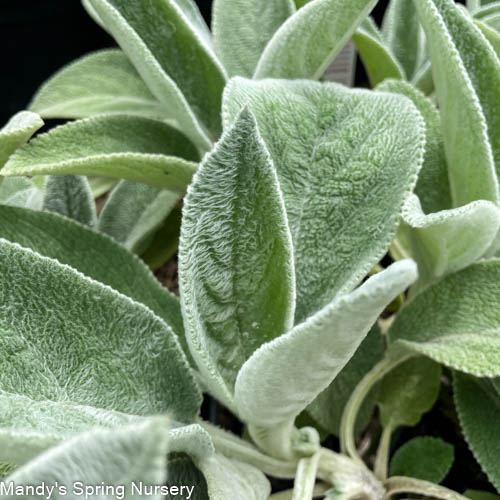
(373, 424), (393, 481)
(339, 355), (410, 462)
(292, 452), (321, 500)
(248, 420), (297, 460)
(383, 477), (470, 500)
(269, 483), (330, 500)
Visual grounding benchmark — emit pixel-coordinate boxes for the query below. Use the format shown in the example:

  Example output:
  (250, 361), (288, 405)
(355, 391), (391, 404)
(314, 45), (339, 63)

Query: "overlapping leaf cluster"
(1, 0), (500, 498)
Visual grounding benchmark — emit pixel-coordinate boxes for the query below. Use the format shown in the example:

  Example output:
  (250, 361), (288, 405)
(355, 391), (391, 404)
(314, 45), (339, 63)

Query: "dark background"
(0, 0), (394, 125)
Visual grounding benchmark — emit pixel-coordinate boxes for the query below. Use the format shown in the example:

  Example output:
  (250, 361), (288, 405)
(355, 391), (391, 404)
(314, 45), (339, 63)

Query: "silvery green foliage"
(98, 180), (180, 253)
(223, 78), (424, 323)
(0, 177), (44, 210)
(2, 115), (199, 189)
(43, 175), (97, 226)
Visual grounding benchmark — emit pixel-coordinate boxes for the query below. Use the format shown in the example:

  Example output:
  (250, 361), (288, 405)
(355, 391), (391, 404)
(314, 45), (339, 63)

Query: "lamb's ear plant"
(2, 0), (500, 498)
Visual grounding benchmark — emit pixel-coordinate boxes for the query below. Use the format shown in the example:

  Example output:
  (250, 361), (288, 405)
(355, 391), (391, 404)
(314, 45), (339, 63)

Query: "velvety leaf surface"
(476, 19), (500, 57)
(234, 261), (417, 426)
(213, 0), (295, 78)
(389, 437), (454, 483)
(169, 424), (214, 459)
(195, 454), (271, 500)
(3, 115), (199, 190)
(454, 373), (500, 491)
(415, 0), (500, 206)
(0, 240), (201, 420)
(376, 79), (451, 214)
(388, 260), (500, 377)
(382, 0), (426, 79)
(98, 180), (180, 253)
(179, 109), (295, 408)
(0, 205), (185, 342)
(0, 111), (43, 167)
(378, 357), (442, 429)
(353, 19), (405, 87)
(43, 175), (97, 227)
(89, 0), (225, 147)
(308, 325), (384, 436)
(0, 177), (44, 210)
(3, 418), (171, 500)
(254, 0), (378, 79)
(223, 78), (424, 322)
(87, 176), (117, 198)
(29, 49), (169, 120)
(166, 454), (209, 500)
(398, 195), (500, 284)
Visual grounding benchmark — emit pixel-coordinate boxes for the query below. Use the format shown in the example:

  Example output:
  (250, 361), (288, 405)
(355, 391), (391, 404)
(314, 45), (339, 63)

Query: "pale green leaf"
(195, 454), (271, 500)
(234, 261), (417, 427)
(3, 418), (171, 500)
(88, 0), (226, 149)
(308, 325), (384, 436)
(454, 373), (500, 491)
(353, 19), (405, 87)
(166, 454), (209, 500)
(389, 437), (454, 483)
(3, 115), (199, 190)
(476, 19), (500, 57)
(382, 0), (427, 79)
(0, 239), (201, 421)
(223, 78), (424, 322)
(0, 177), (44, 210)
(415, 0), (500, 206)
(471, 2), (500, 18)
(0, 111), (43, 167)
(254, 0), (378, 79)
(213, 0), (295, 78)
(483, 13), (500, 31)
(378, 357), (442, 429)
(29, 50), (169, 121)
(169, 424), (214, 459)
(43, 175), (97, 226)
(376, 78), (451, 214)
(98, 180), (180, 253)
(179, 108), (295, 409)
(0, 393), (140, 465)
(388, 260), (500, 377)
(398, 194), (500, 284)
(0, 205), (186, 352)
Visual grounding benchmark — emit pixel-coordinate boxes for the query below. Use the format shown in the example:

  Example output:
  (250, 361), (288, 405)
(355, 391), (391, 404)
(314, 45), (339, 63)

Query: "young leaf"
(169, 423), (214, 459)
(307, 325), (384, 436)
(389, 437), (454, 483)
(234, 260), (417, 427)
(0, 239), (201, 421)
(87, 176), (117, 198)
(179, 108), (295, 409)
(212, 0), (295, 78)
(194, 454), (271, 500)
(88, 0), (226, 148)
(382, 0), (426, 80)
(43, 175), (97, 227)
(398, 195), (500, 284)
(353, 19), (405, 87)
(29, 50), (169, 121)
(254, 0), (378, 79)
(0, 177), (44, 210)
(3, 115), (199, 190)
(454, 373), (500, 491)
(376, 79), (451, 214)
(378, 357), (442, 430)
(475, 19), (500, 57)
(98, 180), (180, 253)
(388, 260), (500, 377)
(223, 78), (425, 322)
(0, 205), (186, 348)
(3, 418), (171, 500)
(0, 111), (43, 167)
(414, 0), (500, 206)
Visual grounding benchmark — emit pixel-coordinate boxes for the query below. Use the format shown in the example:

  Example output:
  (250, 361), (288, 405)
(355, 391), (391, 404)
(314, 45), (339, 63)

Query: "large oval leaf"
(0, 239), (201, 421)
(223, 78), (425, 322)
(2, 115), (199, 190)
(179, 109), (295, 409)
(388, 260), (500, 377)
(254, 0), (377, 79)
